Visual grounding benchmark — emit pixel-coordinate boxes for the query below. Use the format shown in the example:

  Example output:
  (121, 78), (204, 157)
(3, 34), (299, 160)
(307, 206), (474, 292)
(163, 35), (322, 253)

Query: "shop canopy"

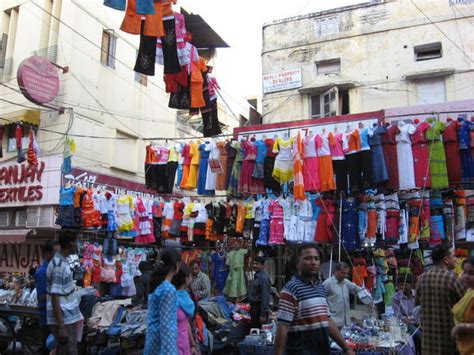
(0, 229), (32, 244)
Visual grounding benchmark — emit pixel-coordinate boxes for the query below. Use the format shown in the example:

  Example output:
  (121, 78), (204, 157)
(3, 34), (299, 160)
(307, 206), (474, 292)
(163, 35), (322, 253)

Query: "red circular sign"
(17, 56), (59, 105)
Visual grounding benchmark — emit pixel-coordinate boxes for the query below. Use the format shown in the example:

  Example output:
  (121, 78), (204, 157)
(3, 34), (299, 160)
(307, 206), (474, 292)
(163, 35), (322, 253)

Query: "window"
(100, 30), (117, 68)
(414, 42), (442, 61)
(310, 87), (346, 119)
(416, 77), (446, 104)
(113, 130), (137, 172)
(316, 59), (341, 75)
(1, 7), (19, 64)
(310, 87), (350, 119)
(314, 16), (339, 37)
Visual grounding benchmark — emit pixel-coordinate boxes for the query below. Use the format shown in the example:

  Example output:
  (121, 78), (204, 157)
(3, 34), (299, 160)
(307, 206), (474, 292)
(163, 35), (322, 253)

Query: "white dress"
(205, 140), (219, 190)
(396, 122), (416, 190)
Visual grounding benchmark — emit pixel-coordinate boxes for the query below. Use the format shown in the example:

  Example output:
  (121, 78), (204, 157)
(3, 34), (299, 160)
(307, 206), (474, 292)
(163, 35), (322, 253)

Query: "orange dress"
(190, 57), (207, 108)
(235, 203), (246, 234)
(216, 141), (228, 190)
(184, 141), (200, 189)
(120, 0), (165, 37)
(293, 132), (305, 200)
(180, 143), (191, 189)
(317, 133), (336, 192)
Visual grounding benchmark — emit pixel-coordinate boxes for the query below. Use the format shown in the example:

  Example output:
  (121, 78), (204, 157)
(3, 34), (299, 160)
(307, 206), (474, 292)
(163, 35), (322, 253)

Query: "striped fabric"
(277, 275), (331, 353)
(46, 253), (83, 326)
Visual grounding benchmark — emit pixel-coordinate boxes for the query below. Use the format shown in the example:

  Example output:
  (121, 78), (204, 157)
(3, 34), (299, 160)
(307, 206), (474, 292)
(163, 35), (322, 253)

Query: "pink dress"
(177, 308), (191, 355)
(268, 200), (285, 244)
(303, 134), (320, 192)
(238, 141), (265, 195)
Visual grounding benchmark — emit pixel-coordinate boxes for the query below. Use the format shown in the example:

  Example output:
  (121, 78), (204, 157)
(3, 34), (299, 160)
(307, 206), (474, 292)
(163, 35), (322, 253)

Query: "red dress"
(382, 125), (399, 190)
(411, 122), (432, 188)
(314, 199), (336, 243)
(442, 121), (462, 184)
(238, 141), (265, 195)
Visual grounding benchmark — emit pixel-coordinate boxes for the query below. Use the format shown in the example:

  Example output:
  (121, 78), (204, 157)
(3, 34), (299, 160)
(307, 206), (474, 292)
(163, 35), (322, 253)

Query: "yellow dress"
(184, 142), (200, 189)
(272, 137), (294, 184)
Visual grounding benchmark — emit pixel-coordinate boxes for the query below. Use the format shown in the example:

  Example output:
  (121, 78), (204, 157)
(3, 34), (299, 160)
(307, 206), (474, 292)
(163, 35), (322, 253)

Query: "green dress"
(223, 249), (247, 298)
(426, 121), (449, 189)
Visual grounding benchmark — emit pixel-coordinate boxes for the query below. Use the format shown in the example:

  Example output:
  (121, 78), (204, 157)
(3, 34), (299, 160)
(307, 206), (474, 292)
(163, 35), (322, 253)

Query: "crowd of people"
(29, 228), (474, 355)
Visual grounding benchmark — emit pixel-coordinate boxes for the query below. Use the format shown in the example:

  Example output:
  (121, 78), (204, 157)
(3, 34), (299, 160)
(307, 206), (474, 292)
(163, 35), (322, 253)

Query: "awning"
(404, 68), (455, 80)
(0, 229), (32, 244)
(181, 8), (230, 49)
(298, 80), (356, 94)
(1, 109), (41, 126)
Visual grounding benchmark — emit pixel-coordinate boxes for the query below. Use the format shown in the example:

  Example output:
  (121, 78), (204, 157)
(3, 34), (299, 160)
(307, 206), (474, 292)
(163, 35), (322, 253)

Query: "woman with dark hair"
(452, 256), (474, 355)
(172, 264), (198, 355)
(144, 248), (181, 355)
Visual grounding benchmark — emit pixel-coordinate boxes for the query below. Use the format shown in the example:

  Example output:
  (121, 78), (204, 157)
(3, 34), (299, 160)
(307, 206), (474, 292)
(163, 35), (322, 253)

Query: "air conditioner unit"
(0, 211), (10, 227)
(26, 207), (56, 228)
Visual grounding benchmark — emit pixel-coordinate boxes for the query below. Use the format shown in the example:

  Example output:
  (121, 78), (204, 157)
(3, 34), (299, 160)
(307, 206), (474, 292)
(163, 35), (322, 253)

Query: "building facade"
(261, 0), (474, 123)
(0, 0), (231, 270)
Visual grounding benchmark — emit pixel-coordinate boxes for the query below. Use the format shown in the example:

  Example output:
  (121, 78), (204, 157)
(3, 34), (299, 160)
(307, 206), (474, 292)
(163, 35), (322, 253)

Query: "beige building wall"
(0, 0), (203, 183)
(262, 0), (474, 124)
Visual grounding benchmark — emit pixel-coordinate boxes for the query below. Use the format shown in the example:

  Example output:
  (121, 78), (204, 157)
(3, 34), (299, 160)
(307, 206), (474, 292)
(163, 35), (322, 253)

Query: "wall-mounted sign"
(0, 238), (44, 273)
(17, 56), (60, 105)
(0, 155), (62, 207)
(263, 69), (302, 94)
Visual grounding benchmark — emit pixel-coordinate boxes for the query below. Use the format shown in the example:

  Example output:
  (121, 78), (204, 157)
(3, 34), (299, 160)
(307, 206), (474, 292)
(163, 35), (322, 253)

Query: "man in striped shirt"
(274, 244), (355, 355)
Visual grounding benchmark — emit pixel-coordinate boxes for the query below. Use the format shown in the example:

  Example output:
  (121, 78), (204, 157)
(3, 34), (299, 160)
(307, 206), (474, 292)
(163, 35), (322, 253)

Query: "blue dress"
(211, 252), (229, 293)
(144, 281), (178, 355)
(341, 198), (359, 251)
(198, 143), (214, 195)
(369, 125), (389, 184)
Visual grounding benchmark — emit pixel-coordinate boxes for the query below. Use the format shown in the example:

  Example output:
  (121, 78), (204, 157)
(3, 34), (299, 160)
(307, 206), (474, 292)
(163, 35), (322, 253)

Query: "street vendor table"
(0, 304), (41, 353)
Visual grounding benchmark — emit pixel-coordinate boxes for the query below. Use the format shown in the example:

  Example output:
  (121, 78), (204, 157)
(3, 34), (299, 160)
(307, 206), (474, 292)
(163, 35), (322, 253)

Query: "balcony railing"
(31, 45), (58, 63)
(0, 57), (13, 83)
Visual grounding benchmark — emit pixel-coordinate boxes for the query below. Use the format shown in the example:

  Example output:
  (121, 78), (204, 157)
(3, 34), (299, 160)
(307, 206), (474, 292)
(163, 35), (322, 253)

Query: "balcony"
(31, 45), (58, 63)
(0, 57), (13, 83)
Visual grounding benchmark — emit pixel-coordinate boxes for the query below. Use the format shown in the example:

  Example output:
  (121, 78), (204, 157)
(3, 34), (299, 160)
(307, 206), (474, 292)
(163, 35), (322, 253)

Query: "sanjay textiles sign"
(0, 155), (62, 207)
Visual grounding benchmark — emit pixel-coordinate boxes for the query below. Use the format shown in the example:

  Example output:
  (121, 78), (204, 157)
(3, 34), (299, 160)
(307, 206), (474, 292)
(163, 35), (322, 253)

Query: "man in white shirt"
(323, 262), (364, 328)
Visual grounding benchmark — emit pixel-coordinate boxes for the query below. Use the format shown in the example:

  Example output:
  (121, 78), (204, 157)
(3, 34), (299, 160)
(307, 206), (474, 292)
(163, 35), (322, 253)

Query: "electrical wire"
(410, 0), (473, 63)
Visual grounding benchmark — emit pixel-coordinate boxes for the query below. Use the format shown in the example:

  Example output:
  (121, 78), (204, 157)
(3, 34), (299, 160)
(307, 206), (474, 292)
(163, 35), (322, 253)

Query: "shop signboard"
(0, 238), (44, 273)
(263, 69), (302, 94)
(66, 168), (155, 197)
(17, 56), (60, 105)
(0, 155), (62, 208)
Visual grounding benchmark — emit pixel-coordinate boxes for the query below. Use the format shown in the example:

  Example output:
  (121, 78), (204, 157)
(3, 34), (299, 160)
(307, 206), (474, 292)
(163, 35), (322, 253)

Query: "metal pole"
(338, 195), (343, 262)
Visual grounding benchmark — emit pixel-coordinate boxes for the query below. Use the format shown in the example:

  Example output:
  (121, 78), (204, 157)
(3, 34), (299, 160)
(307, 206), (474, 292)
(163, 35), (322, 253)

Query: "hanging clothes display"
(411, 121), (432, 189)
(331, 131), (348, 192)
(239, 140), (264, 195)
(457, 118), (473, 181)
(396, 121), (416, 190)
(426, 120), (449, 189)
(344, 129), (362, 191)
(184, 141), (200, 189)
(272, 137), (294, 184)
(227, 140), (243, 196)
(223, 249), (247, 299)
(317, 133), (336, 192)
(302, 133), (320, 192)
(442, 120), (462, 184)
(382, 124), (399, 190)
(359, 127), (372, 188)
(197, 142), (214, 195)
(215, 141), (228, 191)
(368, 124), (388, 185)
(293, 132), (305, 200)
(263, 138), (281, 192)
(205, 140), (219, 192)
